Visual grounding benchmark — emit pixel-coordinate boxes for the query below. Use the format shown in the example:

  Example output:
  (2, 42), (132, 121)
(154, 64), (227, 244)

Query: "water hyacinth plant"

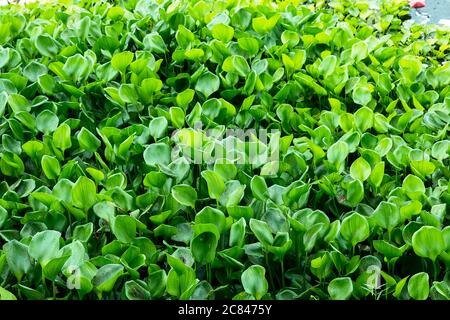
(0, 0), (449, 301)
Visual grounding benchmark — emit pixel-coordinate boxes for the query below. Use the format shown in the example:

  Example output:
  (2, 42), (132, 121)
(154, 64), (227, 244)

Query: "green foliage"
(0, 0), (448, 301)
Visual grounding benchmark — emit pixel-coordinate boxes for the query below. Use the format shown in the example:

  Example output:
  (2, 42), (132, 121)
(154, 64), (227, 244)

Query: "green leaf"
(111, 51), (134, 73)
(28, 230), (61, 266)
(328, 277), (353, 300)
(149, 117), (168, 140)
(0, 287), (17, 300)
(171, 185), (197, 208)
(176, 89), (195, 109)
(368, 161), (385, 188)
(36, 110), (59, 134)
(229, 218), (246, 247)
(249, 218), (273, 247)
(222, 55), (250, 77)
(143, 32), (167, 54)
(346, 179), (364, 207)
(77, 127), (101, 152)
(352, 86), (372, 105)
(318, 55), (337, 77)
(351, 41), (368, 62)
(399, 55), (422, 83)
(372, 201), (400, 232)
(112, 215), (137, 243)
(237, 37), (259, 56)
(341, 212), (370, 247)
(35, 34), (59, 57)
(252, 15), (279, 34)
(92, 264), (124, 293)
(211, 23), (234, 42)
(43, 255), (70, 281)
(241, 265), (268, 300)
(250, 176), (268, 201)
(354, 106), (373, 132)
(170, 107), (185, 129)
(3, 240), (32, 281)
(350, 157), (371, 182)
(23, 61), (48, 82)
(281, 30), (300, 48)
(7, 94), (31, 113)
(144, 143), (171, 166)
(195, 72), (220, 98)
(402, 174), (425, 200)
(412, 226), (445, 261)
(53, 123), (72, 152)
(327, 141), (349, 168)
(41, 155), (60, 180)
(201, 170), (225, 200)
(408, 272), (429, 300)
(72, 176), (97, 212)
(191, 230), (218, 265)
(195, 207), (226, 234)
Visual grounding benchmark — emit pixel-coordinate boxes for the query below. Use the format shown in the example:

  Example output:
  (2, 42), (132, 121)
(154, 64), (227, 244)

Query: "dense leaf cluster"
(0, 0), (449, 300)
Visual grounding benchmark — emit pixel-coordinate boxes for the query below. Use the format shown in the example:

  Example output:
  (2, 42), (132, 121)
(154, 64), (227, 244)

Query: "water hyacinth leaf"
(171, 185), (197, 208)
(144, 143), (171, 166)
(402, 175), (425, 200)
(350, 158), (371, 182)
(250, 176), (268, 201)
(241, 265), (268, 300)
(237, 37), (259, 56)
(412, 226), (446, 261)
(176, 89), (195, 109)
(201, 170), (225, 200)
(372, 201), (400, 232)
(77, 128), (101, 152)
(222, 55), (250, 77)
(112, 215), (137, 243)
(124, 280), (150, 300)
(327, 141), (348, 168)
(149, 117), (168, 140)
(408, 272), (429, 300)
(191, 230), (219, 265)
(7, 94), (31, 113)
(229, 218), (246, 247)
(328, 277), (353, 300)
(72, 176), (97, 212)
(346, 179), (364, 207)
(399, 55), (422, 83)
(0, 287), (17, 300)
(143, 32), (167, 54)
(3, 240), (32, 281)
(41, 155), (60, 180)
(35, 34), (59, 57)
(249, 219), (273, 247)
(53, 123), (72, 152)
(351, 41), (368, 62)
(195, 72), (220, 98)
(28, 230), (61, 266)
(92, 264), (124, 293)
(211, 23), (234, 42)
(354, 107), (373, 133)
(318, 55), (337, 77)
(23, 61), (47, 82)
(111, 51), (134, 73)
(340, 213), (370, 247)
(352, 86), (372, 105)
(195, 207), (226, 234)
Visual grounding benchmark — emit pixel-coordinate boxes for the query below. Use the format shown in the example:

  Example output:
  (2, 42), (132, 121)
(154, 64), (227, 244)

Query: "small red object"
(410, 0), (426, 8)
